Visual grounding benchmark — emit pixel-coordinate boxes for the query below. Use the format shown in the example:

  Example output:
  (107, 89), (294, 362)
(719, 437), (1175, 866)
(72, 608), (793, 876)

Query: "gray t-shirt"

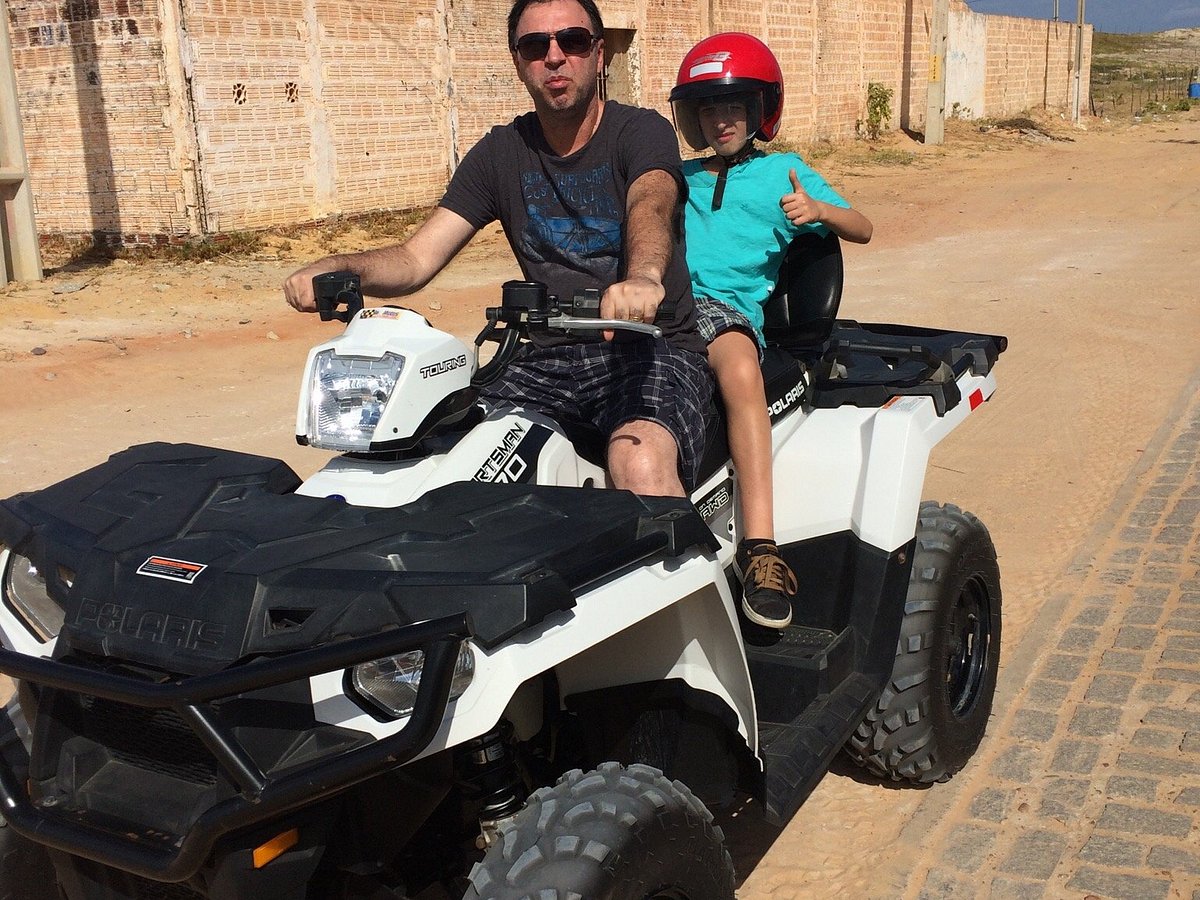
(440, 101), (703, 353)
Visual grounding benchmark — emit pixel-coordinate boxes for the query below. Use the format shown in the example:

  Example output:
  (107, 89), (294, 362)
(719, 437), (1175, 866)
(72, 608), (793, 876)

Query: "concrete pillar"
(0, 11), (42, 284)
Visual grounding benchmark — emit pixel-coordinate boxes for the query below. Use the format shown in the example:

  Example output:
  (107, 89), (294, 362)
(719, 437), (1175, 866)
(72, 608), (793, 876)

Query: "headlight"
(351, 642), (475, 719)
(2, 551), (66, 643)
(306, 351), (404, 451)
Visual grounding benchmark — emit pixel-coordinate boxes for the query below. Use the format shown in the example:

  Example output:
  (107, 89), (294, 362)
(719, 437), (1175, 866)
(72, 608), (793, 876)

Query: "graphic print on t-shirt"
(520, 165), (622, 279)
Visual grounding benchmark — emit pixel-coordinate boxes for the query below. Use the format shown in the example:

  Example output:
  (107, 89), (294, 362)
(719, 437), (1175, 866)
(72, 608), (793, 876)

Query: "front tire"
(464, 762), (735, 899)
(845, 502), (1002, 783)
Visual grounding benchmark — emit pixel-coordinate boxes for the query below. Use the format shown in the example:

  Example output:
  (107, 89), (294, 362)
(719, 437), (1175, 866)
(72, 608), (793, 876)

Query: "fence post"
(0, 13), (42, 285)
(1072, 0), (1086, 122)
(925, 0), (949, 144)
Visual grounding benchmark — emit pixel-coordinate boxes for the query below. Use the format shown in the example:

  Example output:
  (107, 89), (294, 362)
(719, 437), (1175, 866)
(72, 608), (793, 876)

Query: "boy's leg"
(708, 330), (796, 629)
(707, 331), (775, 538)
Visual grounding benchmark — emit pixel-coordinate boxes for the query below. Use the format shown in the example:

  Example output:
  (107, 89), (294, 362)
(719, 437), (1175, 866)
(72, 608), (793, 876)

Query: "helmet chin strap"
(711, 139), (757, 211)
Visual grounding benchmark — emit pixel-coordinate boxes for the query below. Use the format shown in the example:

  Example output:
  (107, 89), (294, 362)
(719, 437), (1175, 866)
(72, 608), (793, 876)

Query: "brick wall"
(5, 0), (1092, 241)
(980, 15), (1090, 118)
(5, 0), (193, 242)
(445, 0), (530, 158)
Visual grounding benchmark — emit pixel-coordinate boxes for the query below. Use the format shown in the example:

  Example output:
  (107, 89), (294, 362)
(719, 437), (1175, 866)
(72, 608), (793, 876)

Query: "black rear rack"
(809, 320), (1007, 416)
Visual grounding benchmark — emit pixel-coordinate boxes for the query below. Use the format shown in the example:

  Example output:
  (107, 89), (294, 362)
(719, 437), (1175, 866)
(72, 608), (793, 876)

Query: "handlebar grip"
(565, 291), (675, 324)
(313, 271), (364, 323)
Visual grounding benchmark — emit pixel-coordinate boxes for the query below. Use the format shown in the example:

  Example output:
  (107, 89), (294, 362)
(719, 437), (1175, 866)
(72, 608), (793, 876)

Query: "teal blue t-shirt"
(683, 151), (849, 343)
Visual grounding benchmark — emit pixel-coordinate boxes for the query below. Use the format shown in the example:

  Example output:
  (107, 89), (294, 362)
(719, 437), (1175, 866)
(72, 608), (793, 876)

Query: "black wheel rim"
(945, 574), (992, 718)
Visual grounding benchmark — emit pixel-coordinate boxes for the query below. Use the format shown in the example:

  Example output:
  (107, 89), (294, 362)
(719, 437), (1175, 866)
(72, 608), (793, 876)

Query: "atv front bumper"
(0, 613), (469, 882)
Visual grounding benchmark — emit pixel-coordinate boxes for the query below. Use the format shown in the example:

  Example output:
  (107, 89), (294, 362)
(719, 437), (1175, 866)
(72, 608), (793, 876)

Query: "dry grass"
(1091, 28), (1199, 118)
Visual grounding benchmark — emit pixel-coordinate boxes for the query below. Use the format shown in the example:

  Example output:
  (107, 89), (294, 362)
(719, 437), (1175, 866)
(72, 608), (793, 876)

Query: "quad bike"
(0, 232), (1005, 899)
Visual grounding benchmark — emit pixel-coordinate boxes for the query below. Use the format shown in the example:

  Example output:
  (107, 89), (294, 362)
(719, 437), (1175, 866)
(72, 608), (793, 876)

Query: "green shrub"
(860, 82), (894, 141)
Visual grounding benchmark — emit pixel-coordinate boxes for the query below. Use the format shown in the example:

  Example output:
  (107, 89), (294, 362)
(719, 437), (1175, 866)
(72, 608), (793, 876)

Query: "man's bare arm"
(622, 168), (678, 284)
(601, 168), (680, 326)
(284, 208), (478, 312)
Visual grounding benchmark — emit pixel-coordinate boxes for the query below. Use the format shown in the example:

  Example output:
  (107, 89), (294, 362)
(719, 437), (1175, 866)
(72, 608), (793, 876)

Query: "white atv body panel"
(295, 314), (997, 766)
(310, 553), (757, 757)
(298, 411), (610, 507)
(770, 371), (997, 553)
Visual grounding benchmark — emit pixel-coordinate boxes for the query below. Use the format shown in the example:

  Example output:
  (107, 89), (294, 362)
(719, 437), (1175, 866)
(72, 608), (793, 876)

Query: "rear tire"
(464, 762), (735, 899)
(845, 502), (1002, 783)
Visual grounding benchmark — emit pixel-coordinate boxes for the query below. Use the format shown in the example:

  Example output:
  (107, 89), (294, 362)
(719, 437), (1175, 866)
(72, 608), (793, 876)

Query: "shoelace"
(744, 550), (798, 597)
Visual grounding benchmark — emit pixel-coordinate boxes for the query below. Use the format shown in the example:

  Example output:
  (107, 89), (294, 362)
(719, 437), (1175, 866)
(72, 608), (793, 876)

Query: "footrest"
(757, 673), (880, 826)
(745, 626), (851, 723)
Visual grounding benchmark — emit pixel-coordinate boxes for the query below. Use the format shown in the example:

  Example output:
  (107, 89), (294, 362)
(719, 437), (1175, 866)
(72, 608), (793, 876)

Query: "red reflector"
(969, 389), (984, 410)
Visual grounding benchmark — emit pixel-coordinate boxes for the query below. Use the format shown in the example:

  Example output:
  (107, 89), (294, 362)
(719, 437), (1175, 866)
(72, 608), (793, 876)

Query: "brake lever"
(544, 314), (663, 339)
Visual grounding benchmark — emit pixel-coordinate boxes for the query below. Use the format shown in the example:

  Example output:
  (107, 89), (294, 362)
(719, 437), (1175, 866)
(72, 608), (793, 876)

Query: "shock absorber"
(454, 720), (527, 848)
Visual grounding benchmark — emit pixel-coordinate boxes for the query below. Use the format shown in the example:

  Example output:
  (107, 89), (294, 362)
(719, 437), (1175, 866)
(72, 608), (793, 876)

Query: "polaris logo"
(768, 384), (804, 420)
(474, 425), (529, 483)
(420, 354), (467, 379)
(74, 601), (225, 651)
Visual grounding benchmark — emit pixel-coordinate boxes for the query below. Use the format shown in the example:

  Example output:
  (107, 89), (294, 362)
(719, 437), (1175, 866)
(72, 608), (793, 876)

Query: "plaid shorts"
(479, 339), (713, 489)
(694, 296), (763, 358)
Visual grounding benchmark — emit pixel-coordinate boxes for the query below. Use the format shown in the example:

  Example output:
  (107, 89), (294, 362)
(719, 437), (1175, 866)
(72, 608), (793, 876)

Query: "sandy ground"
(0, 107), (1198, 895)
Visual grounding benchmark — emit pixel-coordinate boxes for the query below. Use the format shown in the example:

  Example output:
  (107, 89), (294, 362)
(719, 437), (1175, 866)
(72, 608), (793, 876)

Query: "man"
(284, 0), (711, 497)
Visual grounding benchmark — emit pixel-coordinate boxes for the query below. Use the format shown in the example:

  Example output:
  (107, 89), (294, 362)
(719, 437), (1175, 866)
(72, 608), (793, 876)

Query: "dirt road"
(0, 109), (1197, 895)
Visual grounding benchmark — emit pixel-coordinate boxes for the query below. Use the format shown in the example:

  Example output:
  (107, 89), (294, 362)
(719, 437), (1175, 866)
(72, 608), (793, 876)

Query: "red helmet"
(669, 33), (784, 151)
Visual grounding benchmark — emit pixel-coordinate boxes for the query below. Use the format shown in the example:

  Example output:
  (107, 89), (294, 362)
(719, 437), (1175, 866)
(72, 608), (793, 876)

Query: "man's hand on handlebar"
(600, 275), (664, 341)
(284, 259), (349, 313)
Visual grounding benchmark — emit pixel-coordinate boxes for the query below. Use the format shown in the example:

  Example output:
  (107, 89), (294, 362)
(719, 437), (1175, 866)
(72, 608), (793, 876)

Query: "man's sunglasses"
(513, 27), (598, 61)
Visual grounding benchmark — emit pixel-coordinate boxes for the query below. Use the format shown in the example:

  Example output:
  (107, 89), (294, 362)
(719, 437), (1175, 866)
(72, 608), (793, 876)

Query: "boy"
(669, 33), (873, 628)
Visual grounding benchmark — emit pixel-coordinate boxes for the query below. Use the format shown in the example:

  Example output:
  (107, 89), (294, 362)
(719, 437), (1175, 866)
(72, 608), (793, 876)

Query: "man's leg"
(595, 338), (711, 498)
(607, 419), (686, 497)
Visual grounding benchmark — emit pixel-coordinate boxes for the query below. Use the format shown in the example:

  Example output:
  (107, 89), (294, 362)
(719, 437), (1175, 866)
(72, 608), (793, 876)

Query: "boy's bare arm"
(780, 169), (873, 244)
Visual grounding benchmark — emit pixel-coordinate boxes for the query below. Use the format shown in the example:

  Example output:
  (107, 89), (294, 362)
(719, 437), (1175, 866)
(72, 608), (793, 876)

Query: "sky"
(961, 1), (1200, 33)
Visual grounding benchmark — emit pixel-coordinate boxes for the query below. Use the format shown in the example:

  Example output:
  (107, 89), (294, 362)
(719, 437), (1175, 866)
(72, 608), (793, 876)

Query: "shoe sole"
(741, 599), (793, 629)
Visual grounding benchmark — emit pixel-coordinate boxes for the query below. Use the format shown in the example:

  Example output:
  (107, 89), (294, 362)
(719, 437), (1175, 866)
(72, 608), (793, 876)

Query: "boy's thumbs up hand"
(780, 167), (823, 227)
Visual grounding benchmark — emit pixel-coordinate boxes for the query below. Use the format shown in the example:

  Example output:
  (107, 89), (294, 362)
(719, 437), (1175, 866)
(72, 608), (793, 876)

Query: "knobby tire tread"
(463, 762), (734, 900)
(844, 502), (1002, 784)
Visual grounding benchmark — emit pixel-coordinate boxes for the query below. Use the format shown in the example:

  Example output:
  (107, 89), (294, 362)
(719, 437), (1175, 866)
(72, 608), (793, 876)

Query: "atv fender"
(773, 367), (998, 553)
(311, 551), (758, 760)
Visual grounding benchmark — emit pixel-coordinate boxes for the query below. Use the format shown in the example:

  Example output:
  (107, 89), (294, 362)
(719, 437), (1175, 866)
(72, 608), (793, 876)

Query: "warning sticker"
(882, 395), (927, 413)
(136, 556), (208, 584)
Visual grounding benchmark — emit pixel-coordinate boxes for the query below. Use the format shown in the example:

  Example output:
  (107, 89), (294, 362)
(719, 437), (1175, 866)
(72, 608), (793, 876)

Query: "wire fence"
(1090, 66), (1197, 117)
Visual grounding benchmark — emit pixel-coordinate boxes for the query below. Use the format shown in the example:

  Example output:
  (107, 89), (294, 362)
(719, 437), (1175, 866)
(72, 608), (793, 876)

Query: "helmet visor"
(671, 89), (762, 152)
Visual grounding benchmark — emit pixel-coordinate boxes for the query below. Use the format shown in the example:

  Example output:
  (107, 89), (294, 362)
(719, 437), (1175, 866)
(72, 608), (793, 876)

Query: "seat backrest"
(761, 230), (843, 348)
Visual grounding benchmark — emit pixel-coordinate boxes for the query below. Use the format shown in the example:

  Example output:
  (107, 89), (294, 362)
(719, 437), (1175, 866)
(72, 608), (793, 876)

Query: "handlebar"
(471, 281), (668, 387)
(310, 276), (665, 337)
(308, 275), (667, 388)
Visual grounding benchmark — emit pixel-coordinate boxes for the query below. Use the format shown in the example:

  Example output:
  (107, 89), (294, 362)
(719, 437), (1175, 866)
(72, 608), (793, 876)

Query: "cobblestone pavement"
(898, 371), (1200, 900)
